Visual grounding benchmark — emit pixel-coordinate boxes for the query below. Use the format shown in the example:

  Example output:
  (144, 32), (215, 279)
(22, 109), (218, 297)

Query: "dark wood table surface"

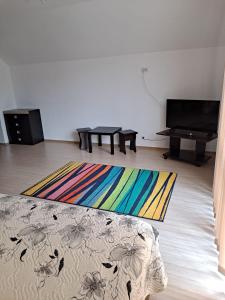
(88, 126), (122, 154)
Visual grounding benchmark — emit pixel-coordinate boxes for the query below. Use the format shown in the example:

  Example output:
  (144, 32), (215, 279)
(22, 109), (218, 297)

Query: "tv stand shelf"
(157, 129), (217, 166)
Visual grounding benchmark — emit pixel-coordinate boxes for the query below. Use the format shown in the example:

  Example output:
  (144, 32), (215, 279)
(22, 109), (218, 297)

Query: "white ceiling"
(0, 0), (225, 65)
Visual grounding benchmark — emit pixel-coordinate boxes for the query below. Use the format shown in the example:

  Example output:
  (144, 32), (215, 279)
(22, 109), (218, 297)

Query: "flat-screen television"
(166, 99), (220, 133)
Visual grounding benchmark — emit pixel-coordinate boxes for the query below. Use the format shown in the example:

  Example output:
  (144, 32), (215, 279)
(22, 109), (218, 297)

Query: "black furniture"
(119, 130), (138, 154)
(88, 126), (122, 155)
(157, 129), (217, 166)
(4, 109), (44, 145)
(77, 127), (91, 150)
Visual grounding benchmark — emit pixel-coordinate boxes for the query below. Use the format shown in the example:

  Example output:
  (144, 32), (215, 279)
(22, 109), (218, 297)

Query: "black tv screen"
(166, 99), (220, 133)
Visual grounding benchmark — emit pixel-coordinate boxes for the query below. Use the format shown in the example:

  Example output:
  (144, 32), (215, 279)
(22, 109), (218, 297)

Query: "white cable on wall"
(140, 67), (167, 142)
(141, 68), (164, 107)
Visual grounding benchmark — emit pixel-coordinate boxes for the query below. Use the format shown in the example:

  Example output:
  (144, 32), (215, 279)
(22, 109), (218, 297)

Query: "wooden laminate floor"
(0, 141), (225, 300)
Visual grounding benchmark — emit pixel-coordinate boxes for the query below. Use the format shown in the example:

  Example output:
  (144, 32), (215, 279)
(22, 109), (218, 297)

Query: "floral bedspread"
(0, 194), (167, 300)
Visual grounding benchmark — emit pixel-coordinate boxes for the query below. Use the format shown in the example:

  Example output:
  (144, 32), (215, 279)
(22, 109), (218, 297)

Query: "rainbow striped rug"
(22, 161), (177, 221)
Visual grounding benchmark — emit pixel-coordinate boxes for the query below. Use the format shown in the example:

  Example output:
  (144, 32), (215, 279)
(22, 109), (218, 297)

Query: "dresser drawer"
(13, 136), (23, 143)
(5, 114), (30, 126)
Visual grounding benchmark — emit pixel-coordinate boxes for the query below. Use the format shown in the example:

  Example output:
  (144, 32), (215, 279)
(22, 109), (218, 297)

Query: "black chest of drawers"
(3, 109), (44, 145)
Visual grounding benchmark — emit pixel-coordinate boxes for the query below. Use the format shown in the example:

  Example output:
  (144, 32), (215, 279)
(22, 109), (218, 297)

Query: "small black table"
(88, 126), (122, 155)
(119, 130), (138, 154)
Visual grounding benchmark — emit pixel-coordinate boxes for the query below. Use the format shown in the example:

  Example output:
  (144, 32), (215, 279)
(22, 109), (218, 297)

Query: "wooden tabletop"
(88, 126), (122, 134)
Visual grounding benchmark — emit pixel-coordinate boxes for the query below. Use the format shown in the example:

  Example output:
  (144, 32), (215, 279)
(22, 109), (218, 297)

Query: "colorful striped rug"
(22, 161), (177, 221)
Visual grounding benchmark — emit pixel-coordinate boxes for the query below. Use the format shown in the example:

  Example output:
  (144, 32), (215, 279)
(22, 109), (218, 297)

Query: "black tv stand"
(157, 129), (217, 167)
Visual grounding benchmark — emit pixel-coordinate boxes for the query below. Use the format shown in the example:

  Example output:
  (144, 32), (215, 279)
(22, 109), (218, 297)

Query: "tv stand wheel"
(163, 153), (168, 159)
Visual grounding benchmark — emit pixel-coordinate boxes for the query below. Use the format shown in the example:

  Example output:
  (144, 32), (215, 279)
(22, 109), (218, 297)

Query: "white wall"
(11, 47), (225, 150)
(0, 59), (16, 143)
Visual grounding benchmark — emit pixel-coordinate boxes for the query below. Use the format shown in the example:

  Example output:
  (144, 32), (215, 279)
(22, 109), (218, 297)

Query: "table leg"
(170, 136), (180, 157)
(78, 132), (81, 149)
(88, 133), (92, 153)
(130, 136), (136, 152)
(120, 136), (126, 154)
(196, 141), (206, 162)
(110, 135), (114, 155)
(133, 137), (136, 152)
(98, 134), (102, 146)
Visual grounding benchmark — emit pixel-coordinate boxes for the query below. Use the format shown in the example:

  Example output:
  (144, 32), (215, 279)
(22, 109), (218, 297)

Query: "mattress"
(0, 194), (167, 300)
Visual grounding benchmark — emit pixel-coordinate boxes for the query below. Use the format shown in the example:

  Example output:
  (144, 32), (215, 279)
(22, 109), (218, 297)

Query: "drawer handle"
(18, 138), (22, 142)
(17, 130), (21, 134)
(15, 123), (19, 127)
(14, 115), (18, 119)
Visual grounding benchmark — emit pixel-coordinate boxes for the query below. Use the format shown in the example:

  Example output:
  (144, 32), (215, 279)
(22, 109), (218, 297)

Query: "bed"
(0, 193), (167, 300)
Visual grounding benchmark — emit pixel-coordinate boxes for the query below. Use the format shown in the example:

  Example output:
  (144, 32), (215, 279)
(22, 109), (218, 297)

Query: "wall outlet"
(141, 67), (148, 73)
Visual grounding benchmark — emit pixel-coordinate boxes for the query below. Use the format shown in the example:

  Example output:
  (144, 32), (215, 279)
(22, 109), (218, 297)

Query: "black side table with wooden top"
(88, 126), (122, 155)
(119, 130), (138, 154)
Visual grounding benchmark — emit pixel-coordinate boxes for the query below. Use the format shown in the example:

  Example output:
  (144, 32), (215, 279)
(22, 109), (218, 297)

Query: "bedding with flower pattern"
(0, 194), (167, 300)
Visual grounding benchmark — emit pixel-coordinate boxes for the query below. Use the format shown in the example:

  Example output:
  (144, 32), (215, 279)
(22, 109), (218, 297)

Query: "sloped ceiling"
(0, 0), (225, 65)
